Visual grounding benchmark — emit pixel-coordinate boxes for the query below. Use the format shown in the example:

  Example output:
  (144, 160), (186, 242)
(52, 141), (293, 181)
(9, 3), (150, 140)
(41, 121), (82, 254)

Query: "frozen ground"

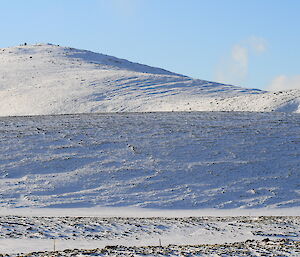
(6, 239), (300, 257)
(0, 43), (300, 116)
(0, 215), (299, 255)
(0, 215), (299, 242)
(0, 112), (299, 209)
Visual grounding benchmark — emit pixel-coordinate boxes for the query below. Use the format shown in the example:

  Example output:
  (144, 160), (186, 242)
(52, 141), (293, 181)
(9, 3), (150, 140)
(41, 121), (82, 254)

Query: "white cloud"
(232, 44), (248, 74)
(267, 75), (300, 91)
(215, 44), (248, 85)
(215, 36), (267, 85)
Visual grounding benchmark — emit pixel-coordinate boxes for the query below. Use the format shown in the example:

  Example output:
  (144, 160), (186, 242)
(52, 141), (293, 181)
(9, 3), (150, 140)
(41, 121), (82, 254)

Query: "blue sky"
(1, 0), (300, 90)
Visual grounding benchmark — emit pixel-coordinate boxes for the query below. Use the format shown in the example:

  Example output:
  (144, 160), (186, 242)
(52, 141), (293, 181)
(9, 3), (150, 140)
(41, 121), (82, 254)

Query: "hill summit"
(0, 43), (299, 116)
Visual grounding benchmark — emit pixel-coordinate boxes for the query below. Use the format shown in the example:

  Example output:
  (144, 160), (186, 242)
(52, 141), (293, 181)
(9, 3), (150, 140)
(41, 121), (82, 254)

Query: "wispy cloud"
(249, 36), (267, 54)
(267, 75), (300, 91)
(231, 44), (248, 79)
(215, 36), (267, 85)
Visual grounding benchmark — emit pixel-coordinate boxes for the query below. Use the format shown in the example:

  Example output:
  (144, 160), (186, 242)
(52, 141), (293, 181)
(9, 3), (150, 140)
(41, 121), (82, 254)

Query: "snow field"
(0, 112), (299, 209)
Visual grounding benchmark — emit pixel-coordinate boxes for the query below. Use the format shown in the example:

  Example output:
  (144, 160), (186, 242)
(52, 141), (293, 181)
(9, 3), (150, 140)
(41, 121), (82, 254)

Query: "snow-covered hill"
(1, 112), (299, 209)
(1, 43), (300, 116)
(1, 44), (300, 256)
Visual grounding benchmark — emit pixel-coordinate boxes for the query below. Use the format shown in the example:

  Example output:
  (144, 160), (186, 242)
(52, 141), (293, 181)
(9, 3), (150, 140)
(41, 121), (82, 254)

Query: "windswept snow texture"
(0, 112), (299, 209)
(0, 43), (300, 116)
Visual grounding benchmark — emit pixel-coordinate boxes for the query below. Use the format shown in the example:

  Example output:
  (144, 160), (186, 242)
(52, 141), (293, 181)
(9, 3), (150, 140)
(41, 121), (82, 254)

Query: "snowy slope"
(0, 112), (299, 209)
(1, 43), (300, 116)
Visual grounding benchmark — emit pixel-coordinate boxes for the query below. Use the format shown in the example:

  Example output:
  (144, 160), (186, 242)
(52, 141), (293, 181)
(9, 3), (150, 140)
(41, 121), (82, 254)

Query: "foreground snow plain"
(0, 215), (299, 255)
(5, 239), (300, 256)
(0, 112), (299, 255)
